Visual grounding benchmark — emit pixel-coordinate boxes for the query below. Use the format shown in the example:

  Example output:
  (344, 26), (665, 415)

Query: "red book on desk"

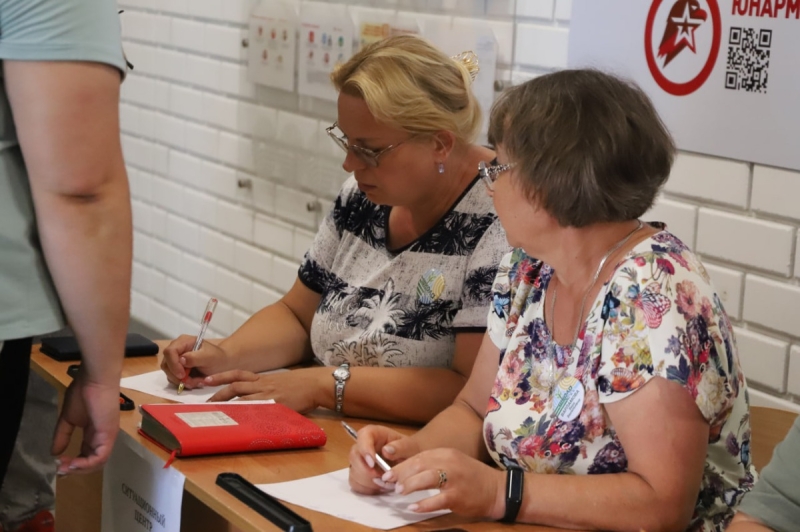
(138, 402), (327, 457)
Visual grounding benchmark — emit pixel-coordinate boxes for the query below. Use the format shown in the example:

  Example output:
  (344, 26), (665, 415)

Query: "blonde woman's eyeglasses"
(325, 121), (408, 168)
(478, 161), (516, 191)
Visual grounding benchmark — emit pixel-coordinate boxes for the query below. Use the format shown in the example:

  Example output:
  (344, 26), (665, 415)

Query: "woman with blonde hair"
(349, 69), (753, 530)
(159, 35), (510, 423)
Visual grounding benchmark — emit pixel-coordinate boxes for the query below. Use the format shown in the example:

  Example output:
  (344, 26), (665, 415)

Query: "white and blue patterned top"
(299, 175), (510, 369)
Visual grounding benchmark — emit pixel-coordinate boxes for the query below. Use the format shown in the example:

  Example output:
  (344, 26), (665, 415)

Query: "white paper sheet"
(121, 369), (288, 404)
(257, 468), (450, 530)
(102, 431), (185, 532)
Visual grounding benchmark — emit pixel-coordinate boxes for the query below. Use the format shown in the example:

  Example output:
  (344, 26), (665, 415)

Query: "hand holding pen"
(345, 422), (424, 495)
(342, 421), (392, 472)
(177, 297), (217, 394)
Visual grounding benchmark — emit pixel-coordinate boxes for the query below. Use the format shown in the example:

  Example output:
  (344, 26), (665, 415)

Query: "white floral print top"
(484, 226), (755, 531)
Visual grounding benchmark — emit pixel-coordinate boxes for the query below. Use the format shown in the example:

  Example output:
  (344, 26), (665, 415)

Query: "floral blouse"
(484, 226), (755, 531)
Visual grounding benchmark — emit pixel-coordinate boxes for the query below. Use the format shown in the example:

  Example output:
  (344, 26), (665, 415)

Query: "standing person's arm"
(4, 60), (131, 474)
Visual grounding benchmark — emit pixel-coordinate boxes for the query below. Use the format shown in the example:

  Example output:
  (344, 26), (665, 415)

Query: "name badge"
(552, 376), (584, 422)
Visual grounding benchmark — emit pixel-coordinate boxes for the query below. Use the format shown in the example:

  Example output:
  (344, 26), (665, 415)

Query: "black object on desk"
(66, 364), (80, 379)
(216, 472), (313, 532)
(66, 364), (135, 411)
(41, 332), (159, 361)
(118, 392), (135, 411)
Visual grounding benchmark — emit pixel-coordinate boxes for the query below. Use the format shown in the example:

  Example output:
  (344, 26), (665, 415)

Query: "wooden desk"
(31, 347), (552, 532)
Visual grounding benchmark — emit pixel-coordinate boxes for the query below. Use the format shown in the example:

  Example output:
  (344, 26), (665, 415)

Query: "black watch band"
(500, 466), (524, 523)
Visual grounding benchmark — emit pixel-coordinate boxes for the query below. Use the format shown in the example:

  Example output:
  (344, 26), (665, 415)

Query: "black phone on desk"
(41, 332), (158, 361)
(66, 364), (135, 411)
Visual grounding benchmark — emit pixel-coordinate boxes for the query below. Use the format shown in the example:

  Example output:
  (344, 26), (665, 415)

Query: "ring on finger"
(436, 469), (447, 489)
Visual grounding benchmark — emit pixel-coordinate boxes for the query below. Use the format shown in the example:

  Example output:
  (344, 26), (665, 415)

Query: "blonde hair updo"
(331, 35), (483, 144)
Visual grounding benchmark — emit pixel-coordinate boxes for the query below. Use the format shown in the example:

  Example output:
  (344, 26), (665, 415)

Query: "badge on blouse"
(417, 268), (445, 304)
(552, 376), (584, 422)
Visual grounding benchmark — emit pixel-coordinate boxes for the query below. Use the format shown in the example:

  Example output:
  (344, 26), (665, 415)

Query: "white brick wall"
(516, 0), (554, 19)
(735, 327), (788, 392)
(120, 0), (800, 407)
(515, 24), (570, 69)
(665, 152), (750, 208)
(788, 346), (800, 396)
(696, 209), (794, 276)
(752, 165), (800, 221)
(743, 276), (800, 337)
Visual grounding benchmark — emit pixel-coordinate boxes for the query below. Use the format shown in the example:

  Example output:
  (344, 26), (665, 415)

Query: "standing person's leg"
(0, 338), (33, 490)
(0, 371), (58, 531)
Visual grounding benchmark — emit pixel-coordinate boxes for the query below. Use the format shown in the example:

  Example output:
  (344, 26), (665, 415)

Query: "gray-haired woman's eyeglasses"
(325, 122), (408, 168)
(478, 161), (516, 191)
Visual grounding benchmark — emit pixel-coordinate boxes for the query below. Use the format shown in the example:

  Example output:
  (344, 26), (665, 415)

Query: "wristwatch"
(332, 363), (350, 414)
(500, 466), (524, 523)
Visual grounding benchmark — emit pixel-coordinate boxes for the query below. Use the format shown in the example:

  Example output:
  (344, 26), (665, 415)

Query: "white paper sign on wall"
(247, 0), (299, 92)
(101, 431), (185, 532)
(297, 1), (354, 102)
(350, 6), (420, 52)
(568, 0), (800, 172)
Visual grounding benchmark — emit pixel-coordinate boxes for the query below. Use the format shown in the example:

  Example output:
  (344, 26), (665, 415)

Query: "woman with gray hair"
(349, 69), (754, 531)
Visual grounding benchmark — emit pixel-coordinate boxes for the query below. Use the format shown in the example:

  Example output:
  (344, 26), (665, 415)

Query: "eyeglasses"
(325, 122), (408, 168)
(478, 161), (516, 191)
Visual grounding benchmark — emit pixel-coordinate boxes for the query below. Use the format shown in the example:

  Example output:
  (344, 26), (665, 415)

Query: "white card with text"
(101, 431), (185, 532)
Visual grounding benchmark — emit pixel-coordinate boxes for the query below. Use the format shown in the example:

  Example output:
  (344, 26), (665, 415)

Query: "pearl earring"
(438, 163), (445, 174)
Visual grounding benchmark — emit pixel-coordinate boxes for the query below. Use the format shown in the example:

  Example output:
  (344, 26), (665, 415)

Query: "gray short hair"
(488, 69), (676, 228)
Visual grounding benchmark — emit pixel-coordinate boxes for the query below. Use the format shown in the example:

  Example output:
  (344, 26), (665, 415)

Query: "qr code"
(725, 27), (771, 93)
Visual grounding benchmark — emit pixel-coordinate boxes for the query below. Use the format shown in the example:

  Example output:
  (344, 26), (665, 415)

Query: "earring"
(438, 163), (445, 174)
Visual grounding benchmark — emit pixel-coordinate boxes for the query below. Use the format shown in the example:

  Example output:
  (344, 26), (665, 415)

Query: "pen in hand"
(178, 297), (217, 395)
(341, 421), (392, 472)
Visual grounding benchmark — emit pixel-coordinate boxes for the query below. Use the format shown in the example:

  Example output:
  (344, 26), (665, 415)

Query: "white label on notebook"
(176, 411), (238, 428)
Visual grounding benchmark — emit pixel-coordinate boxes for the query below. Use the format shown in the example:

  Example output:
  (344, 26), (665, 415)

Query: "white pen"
(341, 421), (392, 472)
(177, 297), (218, 395)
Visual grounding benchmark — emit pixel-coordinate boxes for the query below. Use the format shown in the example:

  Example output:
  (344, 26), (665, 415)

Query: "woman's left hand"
(204, 367), (327, 413)
(381, 448), (506, 519)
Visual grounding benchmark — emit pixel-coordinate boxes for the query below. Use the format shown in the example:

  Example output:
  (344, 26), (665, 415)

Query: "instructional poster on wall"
(101, 431), (185, 532)
(298, 1), (354, 101)
(359, 21), (419, 47)
(569, 0), (800, 172)
(352, 9), (420, 49)
(247, 0), (298, 91)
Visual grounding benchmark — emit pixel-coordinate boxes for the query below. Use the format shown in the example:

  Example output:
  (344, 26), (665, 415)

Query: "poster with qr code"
(568, 0), (800, 172)
(725, 27), (770, 93)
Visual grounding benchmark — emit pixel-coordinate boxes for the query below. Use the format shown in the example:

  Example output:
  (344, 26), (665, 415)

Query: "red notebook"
(138, 402), (327, 457)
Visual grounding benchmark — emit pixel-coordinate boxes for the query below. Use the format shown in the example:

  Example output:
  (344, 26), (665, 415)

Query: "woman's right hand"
(348, 425), (421, 495)
(160, 335), (231, 390)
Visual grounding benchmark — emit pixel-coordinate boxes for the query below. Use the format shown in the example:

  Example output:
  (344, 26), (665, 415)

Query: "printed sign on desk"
(569, 0), (800, 172)
(298, 1), (354, 102)
(247, 0), (299, 91)
(102, 431), (185, 532)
